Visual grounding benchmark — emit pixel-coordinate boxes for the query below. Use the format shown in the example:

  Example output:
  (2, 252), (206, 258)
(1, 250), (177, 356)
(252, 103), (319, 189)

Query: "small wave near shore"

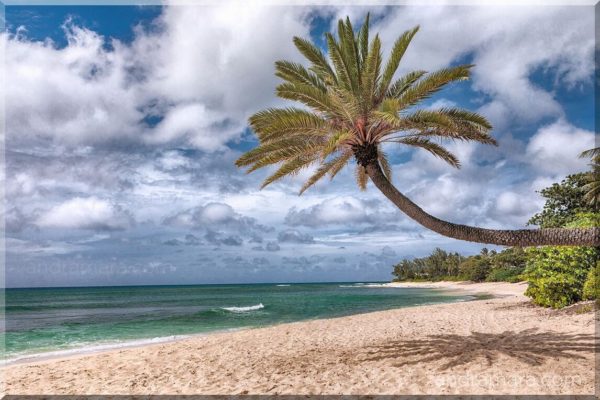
(221, 303), (265, 313)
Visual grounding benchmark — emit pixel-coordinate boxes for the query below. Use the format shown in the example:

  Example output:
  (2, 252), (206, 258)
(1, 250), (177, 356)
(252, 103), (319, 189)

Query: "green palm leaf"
(397, 65), (473, 109)
(249, 108), (328, 143)
(339, 17), (360, 89)
(293, 36), (337, 84)
(275, 60), (326, 92)
(276, 82), (336, 115)
(299, 153), (348, 194)
(236, 137), (323, 168)
(357, 13), (370, 66)
(387, 70), (427, 98)
(360, 34), (382, 111)
(395, 137), (460, 168)
(328, 151), (353, 179)
(326, 32), (354, 91)
(261, 155), (316, 189)
(379, 26), (419, 98)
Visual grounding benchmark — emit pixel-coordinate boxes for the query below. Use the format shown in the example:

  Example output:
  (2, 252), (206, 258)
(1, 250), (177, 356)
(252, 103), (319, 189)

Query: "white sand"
(385, 280), (529, 296)
(2, 281), (596, 395)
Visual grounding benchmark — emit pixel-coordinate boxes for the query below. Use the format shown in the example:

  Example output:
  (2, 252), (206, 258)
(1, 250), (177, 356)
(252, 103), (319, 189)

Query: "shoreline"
(384, 280), (529, 297)
(3, 332), (204, 367)
(2, 282), (489, 367)
(3, 281), (595, 395)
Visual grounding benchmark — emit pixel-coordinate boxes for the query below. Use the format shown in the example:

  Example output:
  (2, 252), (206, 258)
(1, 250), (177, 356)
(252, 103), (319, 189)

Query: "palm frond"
(357, 13), (370, 67)
(299, 153), (348, 194)
(371, 97), (403, 129)
(396, 108), (496, 145)
(338, 17), (360, 89)
(276, 82), (336, 115)
(397, 64), (473, 110)
(403, 109), (455, 128)
(360, 34), (382, 110)
(387, 70), (427, 98)
(293, 36), (337, 84)
(248, 108), (328, 143)
(378, 149), (392, 181)
(395, 137), (460, 168)
(236, 137), (324, 169)
(328, 150), (353, 179)
(245, 145), (322, 173)
(329, 86), (361, 124)
(326, 32), (354, 91)
(580, 147), (600, 161)
(439, 107), (492, 130)
(582, 178), (600, 207)
(379, 26), (419, 98)
(261, 155), (316, 189)
(275, 60), (326, 92)
(582, 157), (600, 207)
(322, 129), (354, 158)
(355, 164), (368, 190)
(407, 128), (496, 145)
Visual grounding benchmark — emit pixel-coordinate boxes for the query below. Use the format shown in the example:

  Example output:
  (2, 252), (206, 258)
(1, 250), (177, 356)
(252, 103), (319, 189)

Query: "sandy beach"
(2, 281), (596, 395)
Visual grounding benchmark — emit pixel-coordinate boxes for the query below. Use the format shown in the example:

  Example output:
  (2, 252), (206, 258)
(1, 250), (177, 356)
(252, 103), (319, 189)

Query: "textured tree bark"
(365, 162), (600, 247)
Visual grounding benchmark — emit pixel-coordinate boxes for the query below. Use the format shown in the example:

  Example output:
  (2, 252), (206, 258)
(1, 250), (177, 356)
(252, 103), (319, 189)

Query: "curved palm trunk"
(366, 162), (600, 247)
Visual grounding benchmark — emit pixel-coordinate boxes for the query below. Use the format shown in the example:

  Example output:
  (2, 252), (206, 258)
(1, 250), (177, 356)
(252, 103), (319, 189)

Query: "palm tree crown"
(580, 147), (600, 207)
(236, 15), (496, 193)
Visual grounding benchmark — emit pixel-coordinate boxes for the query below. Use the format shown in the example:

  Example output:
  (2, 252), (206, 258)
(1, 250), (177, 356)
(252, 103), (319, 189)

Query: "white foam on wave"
(276, 284), (290, 287)
(1, 334), (192, 366)
(2, 326), (252, 367)
(221, 303), (264, 313)
(339, 283), (388, 288)
(362, 283), (390, 288)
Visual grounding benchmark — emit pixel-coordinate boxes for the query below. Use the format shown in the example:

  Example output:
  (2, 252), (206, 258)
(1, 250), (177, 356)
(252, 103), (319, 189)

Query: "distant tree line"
(392, 247), (526, 283)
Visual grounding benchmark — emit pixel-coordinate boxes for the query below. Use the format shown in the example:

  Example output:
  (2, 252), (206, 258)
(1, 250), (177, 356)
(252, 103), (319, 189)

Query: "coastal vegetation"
(392, 247), (526, 283)
(236, 14), (599, 247)
(579, 147), (600, 207)
(393, 175), (599, 308)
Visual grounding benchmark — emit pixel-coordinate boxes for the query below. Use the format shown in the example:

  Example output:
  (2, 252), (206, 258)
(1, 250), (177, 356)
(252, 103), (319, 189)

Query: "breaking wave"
(221, 303), (265, 313)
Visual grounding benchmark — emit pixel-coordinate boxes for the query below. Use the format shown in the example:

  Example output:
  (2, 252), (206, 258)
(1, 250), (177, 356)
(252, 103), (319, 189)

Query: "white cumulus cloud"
(4, 5), (313, 151)
(37, 197), (133, 231)
(526, 119), (595, 176)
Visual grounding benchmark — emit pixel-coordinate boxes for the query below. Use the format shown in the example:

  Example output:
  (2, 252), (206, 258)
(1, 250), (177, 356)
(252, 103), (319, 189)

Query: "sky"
(2, 3), (597, 287)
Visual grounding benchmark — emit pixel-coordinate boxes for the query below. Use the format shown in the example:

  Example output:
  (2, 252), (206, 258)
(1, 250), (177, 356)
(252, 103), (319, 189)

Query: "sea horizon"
(4, 280), (390, 290)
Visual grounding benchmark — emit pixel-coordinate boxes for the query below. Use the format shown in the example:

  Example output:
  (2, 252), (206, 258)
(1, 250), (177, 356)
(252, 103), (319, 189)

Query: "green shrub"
(524, 214), (599, 308)
(524, 245), (597, 308)
(524, 244), (598, 308)
(525, 269), (583, 308)
(583, 261), (600, 300)
(485, 266), (524, 283)
(565, 212), (600, 228)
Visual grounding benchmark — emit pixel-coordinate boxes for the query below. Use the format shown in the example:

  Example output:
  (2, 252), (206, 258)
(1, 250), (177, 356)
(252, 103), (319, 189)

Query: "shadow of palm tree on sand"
(359, 329), (597, 370)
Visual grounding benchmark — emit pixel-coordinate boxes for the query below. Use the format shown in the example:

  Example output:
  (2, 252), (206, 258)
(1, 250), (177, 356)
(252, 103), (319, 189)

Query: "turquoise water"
(3, 282), (480, 362)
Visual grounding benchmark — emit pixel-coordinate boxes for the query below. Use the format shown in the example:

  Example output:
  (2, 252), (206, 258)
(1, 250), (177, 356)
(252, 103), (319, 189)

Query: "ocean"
(3, 282), (483, 364)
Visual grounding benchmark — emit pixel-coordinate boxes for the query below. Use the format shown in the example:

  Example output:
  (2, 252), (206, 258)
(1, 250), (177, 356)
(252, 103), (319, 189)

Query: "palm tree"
(236, 15), (599, 247)
(580, 147), (600, 208)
